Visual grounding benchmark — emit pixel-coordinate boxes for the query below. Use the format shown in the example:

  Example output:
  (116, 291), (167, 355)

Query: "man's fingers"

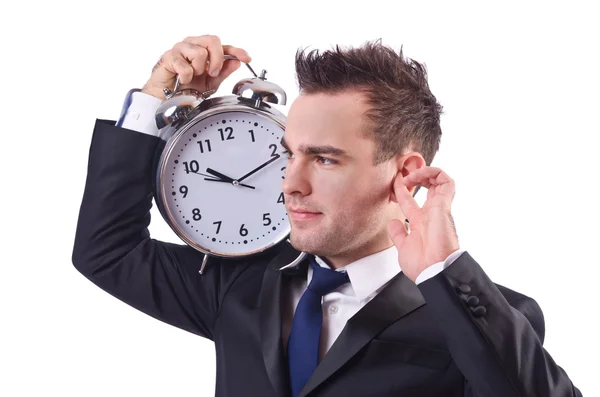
(393, 174), (421, 220)
(401, 166), (456, 207)
(387, 219), (408, 247)
(173, 42), (209, 79)
(403, 167), (453, 190)
(210, 59), (242, 88)
(170, 55), (195, 85)
(208, 45), (252, 86)
(222, 45), (252, 63)
(170, 41), (252, 86)
(179, 37), (252, 77)
(142, 35), (250, 100)
(206, 36), (224, 76)
(183, 35), (224, 77)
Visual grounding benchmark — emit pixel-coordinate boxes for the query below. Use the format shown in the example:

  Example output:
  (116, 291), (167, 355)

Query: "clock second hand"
(197, 169), (256, 189)
(194, 171), (226, 180)
(203, 178), (256, 190)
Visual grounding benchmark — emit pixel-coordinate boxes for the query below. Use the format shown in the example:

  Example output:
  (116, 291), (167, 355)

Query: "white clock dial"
(161, 110), (290, 256)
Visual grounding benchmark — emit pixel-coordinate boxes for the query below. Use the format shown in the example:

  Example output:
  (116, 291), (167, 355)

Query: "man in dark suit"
(72, 34), (582, 396)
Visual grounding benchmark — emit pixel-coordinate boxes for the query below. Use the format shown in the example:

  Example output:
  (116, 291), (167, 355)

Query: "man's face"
(281, 91), (398, 262)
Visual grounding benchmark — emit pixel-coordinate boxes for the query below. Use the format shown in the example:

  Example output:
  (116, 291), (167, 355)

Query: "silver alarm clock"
(152, 55), (305, 273)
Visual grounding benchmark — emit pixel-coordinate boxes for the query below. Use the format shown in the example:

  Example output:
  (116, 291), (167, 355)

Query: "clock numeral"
(269, 144), (278, 158)
(248, 129), (255, 142)
(183, 160), (199, 174)
(192, 208), (202, 221)
(281, 166), (286, 179)
(179, 185), (188, 198)
(277, 192), (285, 204)
(263, 213), (272, 226)
(213, 221), (222, 234)
(239, 224), (248, 236)
(219, 127), (235, 141)
(197, 139), (212, 153)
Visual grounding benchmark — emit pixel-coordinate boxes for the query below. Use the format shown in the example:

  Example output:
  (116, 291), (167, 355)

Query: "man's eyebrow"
(280, 137), (348, 157)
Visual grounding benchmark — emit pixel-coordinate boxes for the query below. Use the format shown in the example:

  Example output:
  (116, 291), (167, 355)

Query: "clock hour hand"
(237, 154), (281, 182)
(206, 168), (236, 182)
(193, 171), (225, 180)
(202, 168), (256, 189)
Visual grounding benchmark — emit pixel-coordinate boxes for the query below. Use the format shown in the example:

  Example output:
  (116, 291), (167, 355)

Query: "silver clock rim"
(155, 96), (291, 258)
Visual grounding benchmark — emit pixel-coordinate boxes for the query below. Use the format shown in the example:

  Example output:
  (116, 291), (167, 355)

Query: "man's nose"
(281, 160), (311, 197)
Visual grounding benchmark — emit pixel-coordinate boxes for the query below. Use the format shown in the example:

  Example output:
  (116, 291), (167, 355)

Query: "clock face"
(159, 109), (290, 256)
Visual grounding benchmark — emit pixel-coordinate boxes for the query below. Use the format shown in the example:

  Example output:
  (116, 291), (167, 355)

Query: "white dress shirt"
(116, 90), (162, 135)
(283, 246), (464, 360)
(116, 90), (466, 357)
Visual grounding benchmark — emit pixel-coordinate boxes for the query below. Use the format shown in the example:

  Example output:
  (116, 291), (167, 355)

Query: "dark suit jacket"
(72, 119), (583, 397)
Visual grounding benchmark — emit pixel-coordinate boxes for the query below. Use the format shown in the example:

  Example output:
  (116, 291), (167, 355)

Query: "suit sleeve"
(71, 119), (249, 340)
(417, 251), (582, 397)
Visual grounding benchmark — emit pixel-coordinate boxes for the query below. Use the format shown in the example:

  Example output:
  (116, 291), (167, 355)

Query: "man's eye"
(283, 150), (294, 159)
(317, 156), (334, 165)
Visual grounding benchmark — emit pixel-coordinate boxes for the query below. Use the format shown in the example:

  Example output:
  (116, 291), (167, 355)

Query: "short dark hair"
(294, 39), (443, 196)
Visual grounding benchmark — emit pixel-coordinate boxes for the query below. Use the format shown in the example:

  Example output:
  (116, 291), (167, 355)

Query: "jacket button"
(466, 296), (480, 307)
(472, 306), (487, 317)
(458, 284), (471, 294)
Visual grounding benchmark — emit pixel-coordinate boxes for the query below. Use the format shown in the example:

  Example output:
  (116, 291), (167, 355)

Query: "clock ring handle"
(277, 239), (308, 271)
(198, 240), (306, 275)
(171, 54), (258, 96)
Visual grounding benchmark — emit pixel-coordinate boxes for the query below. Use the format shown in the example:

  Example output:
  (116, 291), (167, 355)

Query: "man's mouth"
(288, 207), (322, 221)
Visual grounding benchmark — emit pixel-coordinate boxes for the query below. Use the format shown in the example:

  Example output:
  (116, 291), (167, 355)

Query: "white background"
(1, 0), (597, 396)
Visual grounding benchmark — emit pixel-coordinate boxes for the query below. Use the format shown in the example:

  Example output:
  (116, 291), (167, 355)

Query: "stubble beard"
(288, 204), (390, 264)
(288, 215), (360, 258)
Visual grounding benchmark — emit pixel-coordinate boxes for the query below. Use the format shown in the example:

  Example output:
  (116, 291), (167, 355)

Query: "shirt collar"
(312, 245), (401, 302)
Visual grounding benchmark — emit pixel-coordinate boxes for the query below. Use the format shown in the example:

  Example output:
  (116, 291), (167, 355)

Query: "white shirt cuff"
(415, 248), (465, 285)
(117, 89), (163, 137)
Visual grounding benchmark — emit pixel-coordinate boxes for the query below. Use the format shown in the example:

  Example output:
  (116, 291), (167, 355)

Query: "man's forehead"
(285, 92), (372, 143)
(288, 90), (370, 112)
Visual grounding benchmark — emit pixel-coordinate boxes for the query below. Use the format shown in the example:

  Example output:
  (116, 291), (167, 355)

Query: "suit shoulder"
(494, 283), (546, 342)
(217, 243), (284, 273)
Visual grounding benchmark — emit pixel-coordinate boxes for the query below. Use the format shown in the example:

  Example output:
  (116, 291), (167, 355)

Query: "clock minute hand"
(202, 178), (256, 189)
(237, 154), (281, 182)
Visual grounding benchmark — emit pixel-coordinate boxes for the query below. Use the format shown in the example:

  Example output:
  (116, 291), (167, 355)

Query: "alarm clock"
(152, 55), (306, 273)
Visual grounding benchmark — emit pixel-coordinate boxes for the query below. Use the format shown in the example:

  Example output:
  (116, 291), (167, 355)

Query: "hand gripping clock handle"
(170, 55), (258, 95)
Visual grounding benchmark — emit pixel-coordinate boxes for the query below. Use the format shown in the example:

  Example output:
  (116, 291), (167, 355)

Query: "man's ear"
(390, 172), (399, 203)
(390, 152), (426, 201)
(390, 172), (416, 203)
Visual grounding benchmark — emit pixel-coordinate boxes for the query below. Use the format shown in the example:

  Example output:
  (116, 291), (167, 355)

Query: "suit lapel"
(259, 244), (308, 397)
(299, 271), (426, 397)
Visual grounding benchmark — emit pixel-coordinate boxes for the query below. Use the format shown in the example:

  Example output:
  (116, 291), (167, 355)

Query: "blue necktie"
(287, 258), (350, 397)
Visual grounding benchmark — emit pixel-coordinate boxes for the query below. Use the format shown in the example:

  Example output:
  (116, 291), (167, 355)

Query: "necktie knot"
(307, 259), (350, 297)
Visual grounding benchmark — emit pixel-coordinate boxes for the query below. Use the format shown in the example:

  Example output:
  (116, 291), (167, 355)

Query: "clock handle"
(169, 54), (258, 96)
(277, 239), (308, 271)
(199, 253), (209, 275)
(198, 241), (306, 275)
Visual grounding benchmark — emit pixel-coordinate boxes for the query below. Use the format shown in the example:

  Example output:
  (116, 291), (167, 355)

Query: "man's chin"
(288, 231), (323, 255)
(287, 233), (305, 251)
